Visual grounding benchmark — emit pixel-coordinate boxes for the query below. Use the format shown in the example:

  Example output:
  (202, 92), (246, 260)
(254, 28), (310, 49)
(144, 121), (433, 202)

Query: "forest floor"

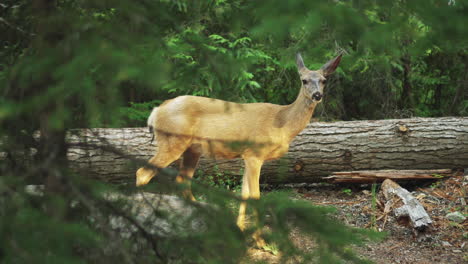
(248, 172), (467, 264)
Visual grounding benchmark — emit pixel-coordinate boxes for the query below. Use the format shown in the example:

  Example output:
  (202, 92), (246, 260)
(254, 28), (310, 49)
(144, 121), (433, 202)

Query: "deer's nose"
(312, 92), (322, 101)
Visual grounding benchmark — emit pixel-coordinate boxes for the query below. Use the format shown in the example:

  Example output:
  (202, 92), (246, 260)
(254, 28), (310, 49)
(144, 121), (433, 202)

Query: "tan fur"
(136, 54), (342, 245)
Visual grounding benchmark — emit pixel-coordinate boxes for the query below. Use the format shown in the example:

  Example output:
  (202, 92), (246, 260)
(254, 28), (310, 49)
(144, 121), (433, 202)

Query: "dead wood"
(381, 179), (432, 231)
(62, 117), (468, 183)
(325, 169), (453, 183)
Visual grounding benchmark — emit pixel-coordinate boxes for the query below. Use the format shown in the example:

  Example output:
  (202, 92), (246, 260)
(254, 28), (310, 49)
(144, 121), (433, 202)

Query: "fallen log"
(324, 169), (453, 183)
(66, 117), (468, 184)
(381, 179), (432, 231)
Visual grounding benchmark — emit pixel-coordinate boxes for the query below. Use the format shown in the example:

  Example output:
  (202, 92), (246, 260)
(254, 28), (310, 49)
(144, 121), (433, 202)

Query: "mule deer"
(136, 53), (341, 239)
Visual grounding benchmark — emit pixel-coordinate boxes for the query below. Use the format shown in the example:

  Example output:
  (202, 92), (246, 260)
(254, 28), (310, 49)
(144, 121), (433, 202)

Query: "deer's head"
(296, 53), (342, 103)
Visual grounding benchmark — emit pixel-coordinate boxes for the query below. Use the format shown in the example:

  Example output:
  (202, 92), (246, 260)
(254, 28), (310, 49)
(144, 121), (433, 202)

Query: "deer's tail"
(147, 107), (158, 143)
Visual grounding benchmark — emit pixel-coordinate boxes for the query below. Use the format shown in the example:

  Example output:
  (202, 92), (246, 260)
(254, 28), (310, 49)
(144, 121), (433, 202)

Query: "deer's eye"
(302, 80), (308, 85)
(321, 79), (327, 85)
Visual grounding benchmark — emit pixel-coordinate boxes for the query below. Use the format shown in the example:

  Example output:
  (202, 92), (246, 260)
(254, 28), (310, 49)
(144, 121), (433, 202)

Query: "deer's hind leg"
(176, 145), (202, 201)
(136, 133), (191, 186)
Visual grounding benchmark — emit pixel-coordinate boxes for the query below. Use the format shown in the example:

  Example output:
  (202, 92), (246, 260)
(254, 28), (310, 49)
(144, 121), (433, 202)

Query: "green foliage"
(432, 174), (445, 179)
(195, 166), (242, 192)
(0, 177), (99, 263)
(430, 181), (442, 189)
(342, 188), (353, 196)
(103, 0), (468, 125)
(119, 100), (162, 126)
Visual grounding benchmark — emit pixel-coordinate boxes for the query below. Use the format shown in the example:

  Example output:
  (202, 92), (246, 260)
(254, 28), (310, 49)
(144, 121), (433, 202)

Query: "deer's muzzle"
(312, 92), (322, 101)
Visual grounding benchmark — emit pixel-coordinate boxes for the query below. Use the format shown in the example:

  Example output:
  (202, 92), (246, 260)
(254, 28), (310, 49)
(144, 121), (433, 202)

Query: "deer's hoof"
(136, 167), (153, 186)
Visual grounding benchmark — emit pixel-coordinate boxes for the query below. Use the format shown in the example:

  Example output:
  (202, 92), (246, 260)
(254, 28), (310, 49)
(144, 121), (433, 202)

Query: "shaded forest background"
(0, 0), (467, 263)
(2, 0), (467, 129)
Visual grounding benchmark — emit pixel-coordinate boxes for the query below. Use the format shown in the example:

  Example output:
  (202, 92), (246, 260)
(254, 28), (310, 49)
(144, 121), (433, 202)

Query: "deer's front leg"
(237, 157), (265, 247)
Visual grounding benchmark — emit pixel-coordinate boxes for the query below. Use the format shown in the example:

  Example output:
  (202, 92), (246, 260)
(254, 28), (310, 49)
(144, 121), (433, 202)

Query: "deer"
(136, 53), (342, 246)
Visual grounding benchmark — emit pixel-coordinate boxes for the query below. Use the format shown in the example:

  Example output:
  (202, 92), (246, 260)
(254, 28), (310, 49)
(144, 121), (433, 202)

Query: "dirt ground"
(248, 172), (467, 264)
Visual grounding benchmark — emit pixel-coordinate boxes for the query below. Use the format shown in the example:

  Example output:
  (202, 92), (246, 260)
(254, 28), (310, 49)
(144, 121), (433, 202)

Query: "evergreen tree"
(1, 1), (466, 263)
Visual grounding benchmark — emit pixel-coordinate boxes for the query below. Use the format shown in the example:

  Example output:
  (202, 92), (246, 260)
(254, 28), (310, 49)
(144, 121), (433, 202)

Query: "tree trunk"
(400, 54), (413, 110)
(33, 0), (70, 196)
(66, 117), (468, 184)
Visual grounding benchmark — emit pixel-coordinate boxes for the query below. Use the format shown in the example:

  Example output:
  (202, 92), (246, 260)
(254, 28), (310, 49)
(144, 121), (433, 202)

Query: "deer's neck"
(282, 88), (317, 140)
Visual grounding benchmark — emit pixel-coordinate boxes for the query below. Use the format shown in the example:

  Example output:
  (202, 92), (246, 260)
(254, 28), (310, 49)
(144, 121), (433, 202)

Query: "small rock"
(452, 249), (462, 253)
(441, 241), (452, 247)
(417, 235), (433, 243)
(460, 197), (466, 206)
(24, 185), (44, 196)
(362, 190), (371, 196)
(445, 211), (466, 223)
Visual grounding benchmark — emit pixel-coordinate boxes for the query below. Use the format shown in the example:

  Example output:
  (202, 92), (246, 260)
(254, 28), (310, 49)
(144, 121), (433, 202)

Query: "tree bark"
(66, 117), (468, 184)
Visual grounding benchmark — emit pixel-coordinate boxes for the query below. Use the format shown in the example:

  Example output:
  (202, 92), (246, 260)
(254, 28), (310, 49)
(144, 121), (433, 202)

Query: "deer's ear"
(321, 54), (342, 76)
(296, 53), (306, 71)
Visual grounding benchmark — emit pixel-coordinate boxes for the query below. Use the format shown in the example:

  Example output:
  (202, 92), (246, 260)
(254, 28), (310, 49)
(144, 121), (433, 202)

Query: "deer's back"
(155, 95), (290, 159)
